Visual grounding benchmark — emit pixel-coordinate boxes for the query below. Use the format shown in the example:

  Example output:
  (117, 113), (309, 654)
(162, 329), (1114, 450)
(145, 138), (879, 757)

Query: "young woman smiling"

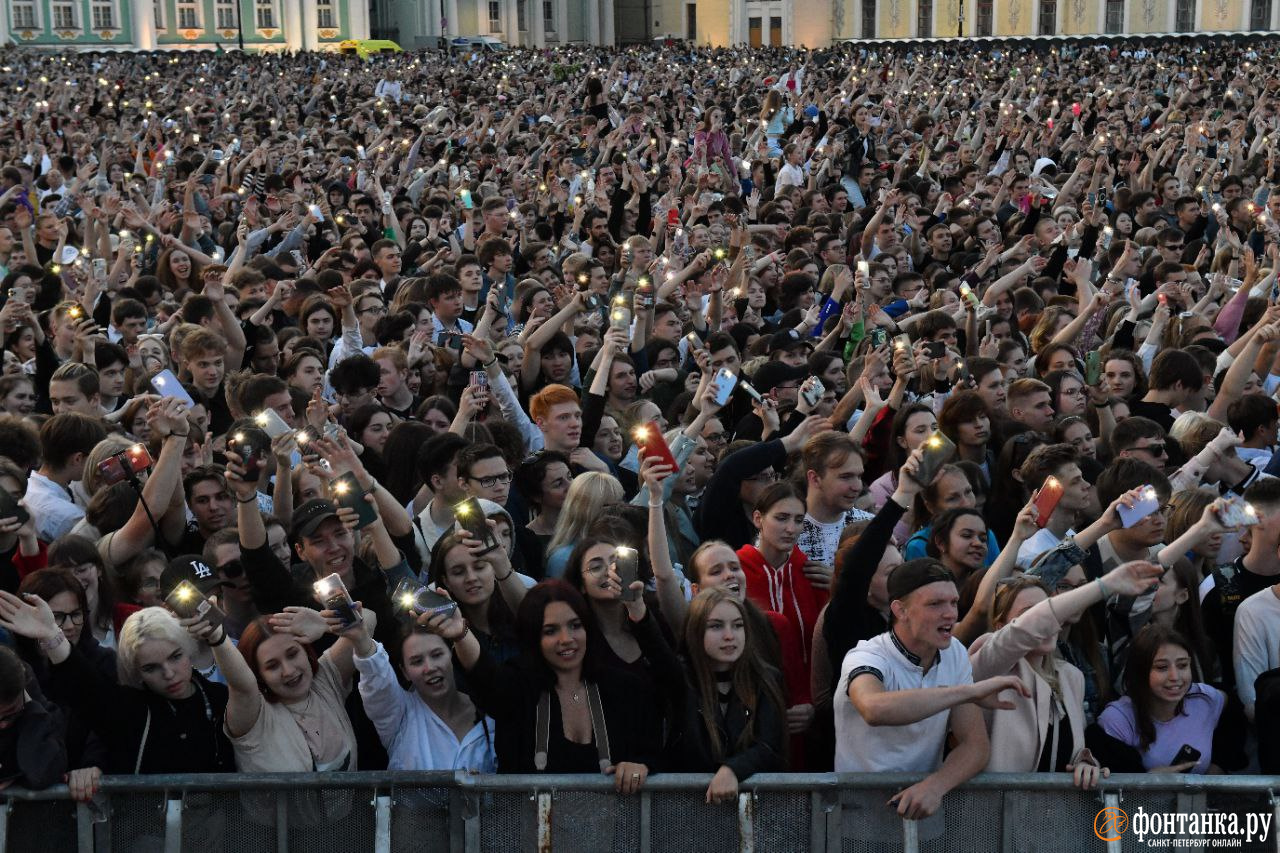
(423, 580), (673, 788)
(427, 526), (527, 664)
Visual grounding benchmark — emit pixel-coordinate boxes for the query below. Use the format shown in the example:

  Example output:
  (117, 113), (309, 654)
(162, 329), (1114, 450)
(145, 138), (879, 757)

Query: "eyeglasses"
(1134, 442), (1168, 457)
(469, 471), (514, 489)
(703, 431), (727, 444)
(358, 304), (387, 316)
(52, 609), (85, 628)
(744, 470), (781, 483)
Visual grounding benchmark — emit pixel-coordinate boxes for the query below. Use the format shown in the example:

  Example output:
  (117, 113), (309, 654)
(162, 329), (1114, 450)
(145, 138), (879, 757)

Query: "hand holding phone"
(1032, 477), (1064, 528)
(1117, 485), (1161, 528)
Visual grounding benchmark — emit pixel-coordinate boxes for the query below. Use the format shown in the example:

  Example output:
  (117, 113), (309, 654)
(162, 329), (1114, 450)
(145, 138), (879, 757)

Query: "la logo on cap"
(192, 561), (213, 580)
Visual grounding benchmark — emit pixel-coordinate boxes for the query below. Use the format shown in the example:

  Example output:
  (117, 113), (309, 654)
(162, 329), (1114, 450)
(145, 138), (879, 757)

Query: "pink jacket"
(969, 602), (1090, 773)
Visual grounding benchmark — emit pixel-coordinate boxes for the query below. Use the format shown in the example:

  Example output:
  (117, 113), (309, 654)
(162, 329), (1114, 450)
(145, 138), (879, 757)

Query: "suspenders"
(534, 683), (611, 772)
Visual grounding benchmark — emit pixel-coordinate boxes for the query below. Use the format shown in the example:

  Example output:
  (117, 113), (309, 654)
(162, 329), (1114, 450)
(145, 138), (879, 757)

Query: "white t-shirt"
(834, 630), (974, 773)
(1233, 585), (1280, 713)
(1017, 526), (1074, 569)
(798, 508), (875, 568)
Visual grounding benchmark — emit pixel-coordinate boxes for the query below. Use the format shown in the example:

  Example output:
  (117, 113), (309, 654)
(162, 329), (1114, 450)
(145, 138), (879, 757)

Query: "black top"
(665, 663), (785, 781)
(48, 646), (234, 774)
(0, 683), (66, 789)
(697, 439), (788, 549)
(1126, 400), (1176, 432)
(462, 611), (677, 774)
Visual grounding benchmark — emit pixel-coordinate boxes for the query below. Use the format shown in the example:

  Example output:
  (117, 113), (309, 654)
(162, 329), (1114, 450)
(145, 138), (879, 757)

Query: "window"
(917, 0), (932, 35)
(154, 0), (165, 30)
(769, 15), (781, 44)
(91, 0), (114, 27)
(488, 0), (500, 30)
(176, 0), (200, 27)
(543, 0), (553, 31)
(861, 0), (876, 35)
(12, 1), (37, 27)
(748, 15), (761, 45)
(516, 0), (525, 29)
(1037, 0), (1055, 32)
(255, 0), (275, 27)
(975, 0), (992, 33)
(1105, 0), (1123, 30)
(1175, 0), (1194, 29)
(686, 2), (695, 38)
(51, 1), (76, 28)
(1251, 0), (1271, 28)
(214, 0), (235, 28)
(316, 0), (334, 27)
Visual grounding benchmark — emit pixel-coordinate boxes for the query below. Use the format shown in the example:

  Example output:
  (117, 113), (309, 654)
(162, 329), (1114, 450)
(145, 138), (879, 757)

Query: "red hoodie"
(737, 544), (828, 669)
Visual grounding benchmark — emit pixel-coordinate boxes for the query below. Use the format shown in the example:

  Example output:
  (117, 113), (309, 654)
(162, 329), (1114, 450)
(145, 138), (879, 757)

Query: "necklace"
(558, 682), (584, 703)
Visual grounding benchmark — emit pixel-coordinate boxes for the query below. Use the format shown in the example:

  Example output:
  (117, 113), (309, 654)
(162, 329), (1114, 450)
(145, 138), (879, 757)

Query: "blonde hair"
(82, 435), (142, 498)
(546, 472), (624, 556)
(117, 607), (197, 689)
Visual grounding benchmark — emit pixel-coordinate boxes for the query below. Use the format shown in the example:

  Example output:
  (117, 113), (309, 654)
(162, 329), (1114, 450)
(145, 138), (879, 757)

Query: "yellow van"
(337, 39), (402, 59)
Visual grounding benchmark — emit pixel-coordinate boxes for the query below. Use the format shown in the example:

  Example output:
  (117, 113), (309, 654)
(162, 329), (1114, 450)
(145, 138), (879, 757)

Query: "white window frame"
(176, 0), (202, 28)
(154, 0), (166, 30)
(316, 0), (335, 28)
(11, 0), (40, 28)
(542, 0), (553, 31)
(488, 0), (501, 30)
(50, 0), (78, 29)
(254, 0), (278, 28)
(90, 0), (118, 28)
(213, 0), (236, 28)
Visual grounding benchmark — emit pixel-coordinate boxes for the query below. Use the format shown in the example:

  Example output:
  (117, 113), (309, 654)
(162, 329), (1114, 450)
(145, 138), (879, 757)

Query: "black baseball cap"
(768, 329), (812, 354)
(161, 554), (224, 598)
(752, 361), (809, 394)
(887, 559), (956, 602)
(290, 499), (342, 544)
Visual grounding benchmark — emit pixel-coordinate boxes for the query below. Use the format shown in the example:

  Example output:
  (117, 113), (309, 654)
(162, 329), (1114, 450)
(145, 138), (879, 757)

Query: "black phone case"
(331, 473), (377, 529)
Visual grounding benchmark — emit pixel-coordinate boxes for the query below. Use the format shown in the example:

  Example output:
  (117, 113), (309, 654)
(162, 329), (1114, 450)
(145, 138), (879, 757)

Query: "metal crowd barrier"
(0, 772), (1277, 853)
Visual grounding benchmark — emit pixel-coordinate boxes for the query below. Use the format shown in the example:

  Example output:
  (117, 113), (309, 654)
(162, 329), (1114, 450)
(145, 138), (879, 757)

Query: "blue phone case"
(1118, 489), (1160, 528)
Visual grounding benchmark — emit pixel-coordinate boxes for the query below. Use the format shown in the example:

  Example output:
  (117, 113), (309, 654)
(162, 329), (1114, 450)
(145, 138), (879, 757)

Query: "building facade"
(0, 0), (367, 49)
(373, 0), (620, 48)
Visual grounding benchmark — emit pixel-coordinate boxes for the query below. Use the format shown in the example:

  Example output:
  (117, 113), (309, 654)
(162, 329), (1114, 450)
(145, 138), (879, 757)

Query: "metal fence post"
(374, 793), (392, 853)
(162, 796), (183, 853)
(0, 798), (9, 853)
(275, 791), (289, 853)
(75, 802), (94, 853)
(536, 791), (552, 852)
(1103, 792), (1123, 853)
(737, 791), (754, 853)
(901, 817), (919, 853)
(638, 791), (651, 853)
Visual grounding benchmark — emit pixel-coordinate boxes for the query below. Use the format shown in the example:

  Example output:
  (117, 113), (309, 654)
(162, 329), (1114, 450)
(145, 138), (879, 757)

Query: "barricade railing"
(0, 771), (1276, 852)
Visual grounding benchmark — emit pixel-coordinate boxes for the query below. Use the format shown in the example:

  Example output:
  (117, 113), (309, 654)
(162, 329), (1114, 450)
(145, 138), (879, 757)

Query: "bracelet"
(208, 628), (228, 647)
(449, 624), (471, 647)
(481, 356), (498, 368)
(1092, 400), (1112, 409)
(496, 569), (514, 582)
(648, 501), (663, 509)
(169, 431), (190, 438)
(236, 494), (258, 504)
(1096, 577), (1110, 600)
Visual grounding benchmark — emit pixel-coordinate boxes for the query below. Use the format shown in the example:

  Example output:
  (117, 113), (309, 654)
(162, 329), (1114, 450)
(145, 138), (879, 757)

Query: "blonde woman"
(968, 560), (1162, 788)
(544, 472), (625, 578)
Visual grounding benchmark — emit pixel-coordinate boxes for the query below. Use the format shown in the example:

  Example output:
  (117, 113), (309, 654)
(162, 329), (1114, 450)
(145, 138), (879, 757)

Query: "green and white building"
(0, 0), (368, 50)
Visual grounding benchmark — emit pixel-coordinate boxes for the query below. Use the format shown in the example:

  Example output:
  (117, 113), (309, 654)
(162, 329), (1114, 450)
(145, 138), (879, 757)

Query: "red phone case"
(1033, 479), (1064, 528)
(634, 421), (677, 472)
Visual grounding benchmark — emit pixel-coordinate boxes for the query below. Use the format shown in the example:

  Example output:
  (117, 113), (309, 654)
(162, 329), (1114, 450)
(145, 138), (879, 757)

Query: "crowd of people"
(0, 32), (1277, 821)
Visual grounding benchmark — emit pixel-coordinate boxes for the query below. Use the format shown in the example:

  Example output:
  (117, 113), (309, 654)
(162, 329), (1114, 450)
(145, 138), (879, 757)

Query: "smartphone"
(92, 257), (107, 280)
(914, 431), (957, 486)
(453, 496), (498, 554)
(633, 421), (678, 471)
(614, 546), (639, 602)
(685, 331), (703, 353)
(893, 333), (912, 352)
(440, 331), (464, 351)
(470, 370), (489, 390)
(801, 377), (825, 408)
(1084, 351), (1102, 386)
(330, 472), (377, 529)
(610, 305), (632, 331)
(1033, 476), (1065, 528)
(98, 444), (153, 486)
(739, 381), (763, 403)
(392, 579), (458, 618)
(165, 580), (226, 629)
(210, 150), (224, 162)
(313, 573), (361, 630)
(1172, 744), (1202, 766)
(870, 327), (888, 349)
(289, 249), (306, 268)
(959, 282), (980, 309)
(308, 204), (324, 222)
(0, 489), (30, 526)
(151, 369), (195, 407)
(254, 408), (292, 438)
(460, 189), (474, 210)
(226, 427), (271, 481)
(925, 341), (947, 359)
(667, 207), (680, 226)
(1118, 484), (1161, 528)
(1213, 495), (1258, 528)
(713, 367), (739, 406)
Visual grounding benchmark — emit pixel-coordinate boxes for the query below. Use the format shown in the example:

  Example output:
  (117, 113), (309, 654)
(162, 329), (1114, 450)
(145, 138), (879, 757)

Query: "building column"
(554, 0), (564, 39)
(600, 0), (613, 43)
(301, 0), (317, 48)
(282, 0), (302, 49)
(445, 0), (457, 35)
(584, 0), (598, 42)
(530, 0), (543, 43)
(504, 0), (516, 43)
(131, 0), (156, 47)
(354, 0), (370, 39)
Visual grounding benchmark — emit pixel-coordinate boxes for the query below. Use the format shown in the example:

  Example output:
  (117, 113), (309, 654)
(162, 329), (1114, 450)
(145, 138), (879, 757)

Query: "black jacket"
(697, 439), (789, 549)
(665, 663), (785, 781)
(0, 680), (67, 789)
(48, 646), (233, 775)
